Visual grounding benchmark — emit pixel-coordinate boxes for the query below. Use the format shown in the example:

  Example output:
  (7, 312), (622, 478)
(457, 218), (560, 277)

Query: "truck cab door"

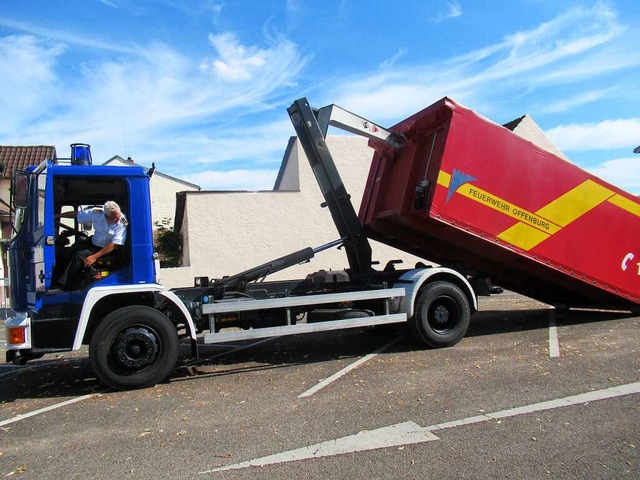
(7, 163), (51, 312)
(33, 164), (56, 298)
(27, 163), (53, 312)
(7, 171), (31, 312)
(27, 163), (54, 311)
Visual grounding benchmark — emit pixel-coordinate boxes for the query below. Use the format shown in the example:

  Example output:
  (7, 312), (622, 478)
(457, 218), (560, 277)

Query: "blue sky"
(1, 0), (639, 193)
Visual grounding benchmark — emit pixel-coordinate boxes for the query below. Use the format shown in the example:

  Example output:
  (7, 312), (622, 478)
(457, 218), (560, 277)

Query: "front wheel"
(409, 281), (471, 348)
(90, 306), (179, 390)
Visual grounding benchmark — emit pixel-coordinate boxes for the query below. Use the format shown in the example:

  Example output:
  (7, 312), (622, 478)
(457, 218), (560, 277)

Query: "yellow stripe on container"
(496, 223), (551, 251)
(535, 180), (613, 227)
(437, 170), (637, 252)
(457, 184), (561, 235)
(608, 194), (640, 218)
(437, 170), (451, 188)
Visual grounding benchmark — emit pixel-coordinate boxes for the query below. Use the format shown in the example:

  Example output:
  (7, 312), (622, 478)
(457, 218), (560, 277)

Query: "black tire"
(409, 281), (471, 348)
(89, 306), (179, 390)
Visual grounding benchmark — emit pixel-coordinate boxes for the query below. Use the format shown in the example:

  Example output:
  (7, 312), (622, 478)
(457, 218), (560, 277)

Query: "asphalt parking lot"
(1, 292), (638, 479)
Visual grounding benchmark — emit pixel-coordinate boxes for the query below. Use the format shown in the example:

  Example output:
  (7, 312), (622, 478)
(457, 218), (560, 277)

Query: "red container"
(359, 97), (640, 309)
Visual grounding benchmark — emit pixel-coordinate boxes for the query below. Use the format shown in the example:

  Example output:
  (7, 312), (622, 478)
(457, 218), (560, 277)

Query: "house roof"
(503, 115), (569, 160)
(103, 155), (202, 190)
(0, 146), (57, 178)
(502, 115), (526, 131)
(273, 136), (299, 191)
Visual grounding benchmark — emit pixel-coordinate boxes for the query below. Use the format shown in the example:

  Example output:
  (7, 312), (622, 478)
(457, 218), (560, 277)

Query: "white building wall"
(105, 157), (199, 227)
(0, 178), (9, 210)
(149, 173), (196, 227)
(1, 178), (11, 309)
(160, 135), (427, 289)
(275, 138), (300, 190)
(510, 115), (570, 161)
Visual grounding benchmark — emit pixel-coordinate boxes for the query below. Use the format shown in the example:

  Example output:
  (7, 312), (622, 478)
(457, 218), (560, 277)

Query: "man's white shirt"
(78, 209), (128, 248)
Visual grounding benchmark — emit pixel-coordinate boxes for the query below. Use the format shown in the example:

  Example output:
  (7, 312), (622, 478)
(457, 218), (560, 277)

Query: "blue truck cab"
(9, 151), (155, 311)
(4, 146), (196, 389)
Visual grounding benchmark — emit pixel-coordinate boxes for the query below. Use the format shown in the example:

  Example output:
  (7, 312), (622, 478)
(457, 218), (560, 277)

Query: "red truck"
(360, 97), (640, 310)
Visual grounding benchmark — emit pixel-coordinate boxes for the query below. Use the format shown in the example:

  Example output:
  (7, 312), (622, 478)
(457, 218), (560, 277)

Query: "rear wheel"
(90, 306), (179, 390)
(409, 281), (471, 348)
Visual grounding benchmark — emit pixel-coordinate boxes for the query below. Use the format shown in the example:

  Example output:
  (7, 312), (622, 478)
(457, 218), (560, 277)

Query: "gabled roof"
(502, 115), (527, 132)
(103, 155), (201, 190)
(503, 115), (569, 160)
(273, 136), (299, 191)
(0, 146), (57, 178)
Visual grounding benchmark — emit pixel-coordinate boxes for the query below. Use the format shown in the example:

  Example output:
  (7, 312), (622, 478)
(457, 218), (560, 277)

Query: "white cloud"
(434, 1), (463, 23)
(185, 119), (293, 166)
(202, 33), (268, 82)
(0, 16), (138, 54)
(122, 118), (294, 177)
(0, 35), (64, 136)
(330, 3), (631, 122)
(588, 157), (640, 195)
(379, 49), (408, 70)
(547, 118), (640, 151)
(181, 168), (279, 191)
(0, 29), (307, 171)
(1, 3), (638, 194)
(201, 33), (304, 84)
(535, 89), (613, 114)
(98, 0), (127, 8)
(285, 0), (302, 24)
(454, 3), (623, 85)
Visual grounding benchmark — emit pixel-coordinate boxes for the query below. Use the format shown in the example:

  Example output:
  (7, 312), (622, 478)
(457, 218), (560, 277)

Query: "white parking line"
(202, 381), (640, 473)
(0, 394), (99, 428)
(548, 309), (560, 357)
(298, 337), (402, 398)
(200, 421), (439, 474)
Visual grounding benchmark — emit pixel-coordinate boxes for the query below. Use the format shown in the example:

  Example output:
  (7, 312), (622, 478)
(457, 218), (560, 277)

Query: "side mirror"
(13, 173), (30, 208)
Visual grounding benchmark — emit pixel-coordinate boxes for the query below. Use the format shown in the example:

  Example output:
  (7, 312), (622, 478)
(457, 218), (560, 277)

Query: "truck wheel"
(409, 281), (471, 348)
(89, 306), (179, 390)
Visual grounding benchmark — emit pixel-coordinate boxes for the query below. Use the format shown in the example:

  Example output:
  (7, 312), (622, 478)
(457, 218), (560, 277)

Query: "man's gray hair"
(104, 201), (121, 217)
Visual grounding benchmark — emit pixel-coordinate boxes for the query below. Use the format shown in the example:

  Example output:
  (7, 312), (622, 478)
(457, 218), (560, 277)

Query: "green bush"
(154, 218), (181, 268)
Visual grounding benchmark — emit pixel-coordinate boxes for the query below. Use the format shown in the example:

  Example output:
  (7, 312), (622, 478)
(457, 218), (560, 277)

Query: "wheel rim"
(427, 296), (460, 334)
(112, 326), (160, 371)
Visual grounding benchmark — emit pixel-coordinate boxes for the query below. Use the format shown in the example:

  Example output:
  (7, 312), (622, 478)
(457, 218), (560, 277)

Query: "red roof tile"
(0, 146), (57, 178)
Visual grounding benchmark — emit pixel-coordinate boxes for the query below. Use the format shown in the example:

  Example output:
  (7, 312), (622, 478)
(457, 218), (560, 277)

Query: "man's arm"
(54, 210), (77, 219)
(83, 242), (117, 267)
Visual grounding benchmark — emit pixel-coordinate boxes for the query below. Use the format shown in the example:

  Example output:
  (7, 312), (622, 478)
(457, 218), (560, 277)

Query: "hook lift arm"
(287, 98), (405, 276)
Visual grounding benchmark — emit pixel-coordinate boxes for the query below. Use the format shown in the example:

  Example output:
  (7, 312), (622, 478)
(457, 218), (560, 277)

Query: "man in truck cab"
(53, 201), (128, 291)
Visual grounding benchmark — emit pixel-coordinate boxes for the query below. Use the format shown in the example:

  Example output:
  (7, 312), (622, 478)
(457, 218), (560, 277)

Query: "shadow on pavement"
(1, 306), (634, 401)
(467, 307), (632, 338)
(0, 356), (103, 403)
